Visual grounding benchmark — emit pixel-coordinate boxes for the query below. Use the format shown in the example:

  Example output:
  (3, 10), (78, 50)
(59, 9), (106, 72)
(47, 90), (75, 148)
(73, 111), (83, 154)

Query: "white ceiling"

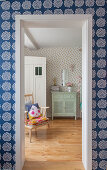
(24, 27), (82, 49)
(24, 33), (35, 49)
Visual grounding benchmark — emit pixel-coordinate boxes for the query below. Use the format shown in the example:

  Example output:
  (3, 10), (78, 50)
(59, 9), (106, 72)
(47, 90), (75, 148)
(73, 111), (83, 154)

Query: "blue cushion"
(25, 102), (32, 111)
(25, 103), (39, 112)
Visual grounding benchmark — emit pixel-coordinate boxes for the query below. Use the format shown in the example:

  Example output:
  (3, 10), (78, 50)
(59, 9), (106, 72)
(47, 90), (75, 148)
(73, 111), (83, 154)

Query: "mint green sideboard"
(51, 92), (77, 120)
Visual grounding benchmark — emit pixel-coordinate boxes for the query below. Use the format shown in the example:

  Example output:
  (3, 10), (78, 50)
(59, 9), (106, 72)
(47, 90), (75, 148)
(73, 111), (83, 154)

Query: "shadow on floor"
(23, 161), (84, 170)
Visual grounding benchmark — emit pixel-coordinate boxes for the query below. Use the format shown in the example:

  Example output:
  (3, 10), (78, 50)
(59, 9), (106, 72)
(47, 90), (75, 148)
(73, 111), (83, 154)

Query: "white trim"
(15, 15), (92, 170)
(16, 19), (25, 170)
(82, 19), (92, 170)
(15, 16), (21, 170)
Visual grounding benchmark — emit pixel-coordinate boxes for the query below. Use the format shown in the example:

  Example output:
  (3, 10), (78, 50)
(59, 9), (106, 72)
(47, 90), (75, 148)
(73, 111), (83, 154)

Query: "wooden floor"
(23, 118), (84, 170)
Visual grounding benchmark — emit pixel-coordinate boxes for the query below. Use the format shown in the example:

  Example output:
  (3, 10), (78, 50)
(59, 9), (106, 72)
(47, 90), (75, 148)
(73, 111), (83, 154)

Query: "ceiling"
(24, 27), (82, 49)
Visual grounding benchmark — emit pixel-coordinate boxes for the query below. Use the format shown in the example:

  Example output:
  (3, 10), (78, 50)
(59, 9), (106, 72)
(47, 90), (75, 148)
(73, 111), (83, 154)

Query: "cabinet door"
(54, 101), (65, 114)
(65, 99), (76, 115)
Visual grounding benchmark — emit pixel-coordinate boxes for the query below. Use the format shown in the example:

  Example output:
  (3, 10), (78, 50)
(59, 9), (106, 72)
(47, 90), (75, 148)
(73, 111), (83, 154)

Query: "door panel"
(25, 56), (46, 107)
(25, 64), (33, 94)
(35, 76), (46, 107)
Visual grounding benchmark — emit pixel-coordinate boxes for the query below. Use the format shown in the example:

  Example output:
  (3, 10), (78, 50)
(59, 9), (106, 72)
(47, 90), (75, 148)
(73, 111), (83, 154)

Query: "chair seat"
(28, 116), (49, 125)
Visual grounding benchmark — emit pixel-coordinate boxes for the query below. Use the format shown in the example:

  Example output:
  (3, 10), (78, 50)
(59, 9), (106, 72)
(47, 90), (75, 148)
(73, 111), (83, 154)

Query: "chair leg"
(29, 129), (32, 143)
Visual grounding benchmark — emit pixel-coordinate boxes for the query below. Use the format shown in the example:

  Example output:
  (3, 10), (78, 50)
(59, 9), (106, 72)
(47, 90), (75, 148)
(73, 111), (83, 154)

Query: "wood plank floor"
(23, 118), (84, 170)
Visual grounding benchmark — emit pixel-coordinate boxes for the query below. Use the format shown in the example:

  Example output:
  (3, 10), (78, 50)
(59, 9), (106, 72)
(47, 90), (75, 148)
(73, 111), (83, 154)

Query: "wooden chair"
(24, 93), (49, 142)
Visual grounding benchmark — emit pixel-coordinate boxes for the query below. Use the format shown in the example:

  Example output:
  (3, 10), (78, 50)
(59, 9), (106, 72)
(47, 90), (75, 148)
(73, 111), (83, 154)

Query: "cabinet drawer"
(53, 101), (65, 113)
(52, 94), (64, 100)
(63, 94), (75, 100)
(54, 112), (75, 117)
(65, 101), (76, 113)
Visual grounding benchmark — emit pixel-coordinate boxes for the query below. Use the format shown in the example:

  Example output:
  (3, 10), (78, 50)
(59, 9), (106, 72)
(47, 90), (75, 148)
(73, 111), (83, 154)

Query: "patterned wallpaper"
(0, 0), (107, 170)
(25, 47), (82, 116)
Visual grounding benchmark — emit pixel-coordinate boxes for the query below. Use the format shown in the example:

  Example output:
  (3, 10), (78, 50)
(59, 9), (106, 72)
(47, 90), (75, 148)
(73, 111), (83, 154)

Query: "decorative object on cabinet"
(24, 93), (49, 143)
(51, 85), (60, 91)
(53, 77), (57, 86)
(66, 82), (73, 92)
(67, 86), (72, 92)
(59, 86), (66, 92)
(62, 69), (69, 86)
(52, 92), (77, 120)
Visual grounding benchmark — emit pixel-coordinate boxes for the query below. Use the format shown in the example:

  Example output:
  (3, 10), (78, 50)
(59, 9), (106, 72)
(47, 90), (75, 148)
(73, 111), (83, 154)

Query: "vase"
(67, 86), (72, 92)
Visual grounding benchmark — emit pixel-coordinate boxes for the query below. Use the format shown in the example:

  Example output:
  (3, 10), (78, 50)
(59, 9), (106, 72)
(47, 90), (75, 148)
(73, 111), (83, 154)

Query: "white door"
(34, 63), (46, 107)
(25, 56), (46, 106)
(25, 64), (34, 94)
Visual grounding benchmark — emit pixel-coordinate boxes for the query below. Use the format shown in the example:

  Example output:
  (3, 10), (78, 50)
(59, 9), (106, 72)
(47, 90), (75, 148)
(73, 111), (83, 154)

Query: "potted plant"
(66, 82), (73, 92)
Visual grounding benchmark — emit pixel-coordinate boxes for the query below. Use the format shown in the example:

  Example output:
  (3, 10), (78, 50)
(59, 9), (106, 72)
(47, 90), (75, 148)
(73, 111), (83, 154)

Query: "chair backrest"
(24, 93), (34, 104)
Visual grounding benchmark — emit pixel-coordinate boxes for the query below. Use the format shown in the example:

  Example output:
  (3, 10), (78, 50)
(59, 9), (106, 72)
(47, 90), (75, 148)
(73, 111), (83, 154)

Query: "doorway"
(15, 15), (92, 170)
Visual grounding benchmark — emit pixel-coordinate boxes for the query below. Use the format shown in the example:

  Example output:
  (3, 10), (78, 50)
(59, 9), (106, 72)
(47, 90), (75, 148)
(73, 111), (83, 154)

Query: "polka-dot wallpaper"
(0, 0), (107, 169)
(25, 47), (82, 116)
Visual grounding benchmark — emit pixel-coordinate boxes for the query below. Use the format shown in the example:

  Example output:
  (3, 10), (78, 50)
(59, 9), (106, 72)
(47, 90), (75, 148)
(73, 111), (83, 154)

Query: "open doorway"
(15, 15), (92, 170)
(24, 27), (82, 169)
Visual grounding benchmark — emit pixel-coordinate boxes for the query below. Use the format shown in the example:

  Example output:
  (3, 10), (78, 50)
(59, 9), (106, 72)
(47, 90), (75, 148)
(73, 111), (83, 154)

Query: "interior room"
(23, 26), (83, 169)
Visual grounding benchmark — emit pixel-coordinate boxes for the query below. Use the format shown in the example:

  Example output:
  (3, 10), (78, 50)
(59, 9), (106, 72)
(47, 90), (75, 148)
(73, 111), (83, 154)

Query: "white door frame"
(15, 15), (92, 170)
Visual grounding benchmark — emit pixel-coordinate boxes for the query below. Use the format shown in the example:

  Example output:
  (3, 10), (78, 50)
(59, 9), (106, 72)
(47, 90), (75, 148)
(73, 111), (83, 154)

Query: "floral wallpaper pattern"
(0, 0), (107, 169)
